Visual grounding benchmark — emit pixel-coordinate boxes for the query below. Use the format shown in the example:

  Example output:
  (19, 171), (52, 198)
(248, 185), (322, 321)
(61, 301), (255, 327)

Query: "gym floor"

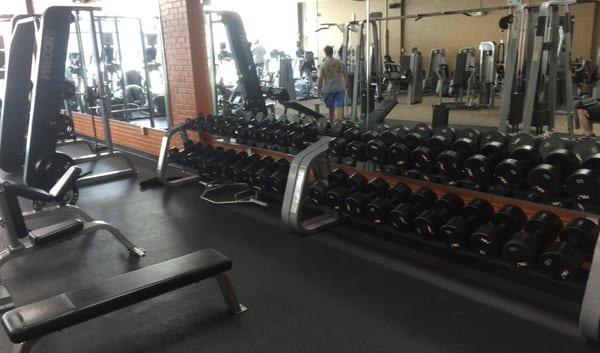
(0, 146), (597, 353)
(291, 95), (597, 136)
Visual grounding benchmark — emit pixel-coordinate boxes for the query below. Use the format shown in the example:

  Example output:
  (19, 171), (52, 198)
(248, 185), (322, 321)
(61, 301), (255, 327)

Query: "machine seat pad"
(2, 249), (231, 343)
(29, 219), (84, 245)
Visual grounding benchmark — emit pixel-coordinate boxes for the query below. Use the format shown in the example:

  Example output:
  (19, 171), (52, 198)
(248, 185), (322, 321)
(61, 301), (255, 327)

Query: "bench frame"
(0, 193), (145, 311)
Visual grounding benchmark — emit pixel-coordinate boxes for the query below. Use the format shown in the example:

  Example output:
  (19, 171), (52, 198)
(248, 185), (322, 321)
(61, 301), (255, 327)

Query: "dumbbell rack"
(156, 121), (202, 187)
(281, 136), (600, 342)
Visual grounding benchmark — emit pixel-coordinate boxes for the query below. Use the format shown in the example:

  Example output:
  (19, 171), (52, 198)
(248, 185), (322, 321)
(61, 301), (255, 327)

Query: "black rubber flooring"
(0, 149), (597, 353)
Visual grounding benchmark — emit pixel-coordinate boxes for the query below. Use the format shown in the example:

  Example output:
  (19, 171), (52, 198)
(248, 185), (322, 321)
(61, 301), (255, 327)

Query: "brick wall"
(159, 0), (212, 125)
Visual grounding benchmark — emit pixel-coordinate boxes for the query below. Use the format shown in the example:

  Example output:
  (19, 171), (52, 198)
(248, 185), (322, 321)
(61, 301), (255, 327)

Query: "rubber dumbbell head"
(326, 173), (367, 211)
(439, 198), (494, 249)
(366, 182), (412, 224)
(503, 211), (563, 269)
(344, 178), (389, 218)
(413, 193), (464, 239)
(470, 205), (527, 258)
(388, 188), (437, 231)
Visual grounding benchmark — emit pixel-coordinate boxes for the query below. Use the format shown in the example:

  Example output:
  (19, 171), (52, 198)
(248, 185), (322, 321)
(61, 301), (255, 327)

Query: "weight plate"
(34, 152), (76, 190)
(481, 131), (506, 145)
(572, 140), (600, 164)
(508, 133), (537, 154)
(538, 134), (567, 159)
(433, 126), (456, 143)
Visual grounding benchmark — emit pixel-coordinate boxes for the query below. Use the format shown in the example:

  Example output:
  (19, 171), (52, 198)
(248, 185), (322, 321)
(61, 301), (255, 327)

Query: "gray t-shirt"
(320, 58), (346, 93)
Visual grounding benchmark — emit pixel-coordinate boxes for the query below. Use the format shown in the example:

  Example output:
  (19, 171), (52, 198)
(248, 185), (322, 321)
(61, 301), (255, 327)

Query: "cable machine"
(498, 0), (577, 134)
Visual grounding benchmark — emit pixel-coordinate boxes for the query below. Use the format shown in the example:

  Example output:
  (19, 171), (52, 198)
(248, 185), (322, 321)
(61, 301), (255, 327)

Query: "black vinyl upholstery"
(48, 166), (81, 199)
(2, 249), (232, 343)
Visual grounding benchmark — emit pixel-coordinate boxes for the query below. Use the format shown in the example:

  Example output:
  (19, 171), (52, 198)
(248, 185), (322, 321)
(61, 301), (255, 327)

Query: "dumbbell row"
(307, 169), (599, 281)
(194, 113), (328, 153)
(328, 124), (600, 209)
(168, 142), (290, 193)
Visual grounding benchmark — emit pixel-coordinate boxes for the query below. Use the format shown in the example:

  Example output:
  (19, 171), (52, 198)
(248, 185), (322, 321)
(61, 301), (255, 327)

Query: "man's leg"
(578, 109), (594, 137)
(334, 91), (345, 120)
(323, 92), (335, 120)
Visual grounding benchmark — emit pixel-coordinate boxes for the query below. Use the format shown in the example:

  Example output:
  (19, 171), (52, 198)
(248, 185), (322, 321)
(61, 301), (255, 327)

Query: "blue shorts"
(323, 91), (345, 108)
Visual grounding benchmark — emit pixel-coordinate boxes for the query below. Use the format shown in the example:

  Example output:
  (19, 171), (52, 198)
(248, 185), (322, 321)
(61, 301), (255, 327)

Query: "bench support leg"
(215, 273), (247, 314)
(12, 338), (40, 353)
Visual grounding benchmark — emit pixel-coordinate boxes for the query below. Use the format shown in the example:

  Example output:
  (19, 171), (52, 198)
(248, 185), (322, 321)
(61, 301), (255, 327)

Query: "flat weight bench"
(2, 249), (246, 353)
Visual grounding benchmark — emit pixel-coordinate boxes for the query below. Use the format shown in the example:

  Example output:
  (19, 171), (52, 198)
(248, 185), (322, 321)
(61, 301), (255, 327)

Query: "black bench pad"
(2, 249), (231, 343)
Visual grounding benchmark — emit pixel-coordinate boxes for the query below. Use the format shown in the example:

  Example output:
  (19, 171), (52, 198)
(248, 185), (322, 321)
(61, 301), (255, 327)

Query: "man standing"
(317, 45), (349, 120)
(251, 40), (266, 78)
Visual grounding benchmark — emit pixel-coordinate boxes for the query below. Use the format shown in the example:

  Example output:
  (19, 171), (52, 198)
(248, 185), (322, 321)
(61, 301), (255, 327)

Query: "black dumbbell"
(564, 140), (600, 203)
(223, 153), (260, 181)
(439, 198), (494, 249)
(470, 205), (527, 258)
(411, 131), (454, 174)
(435, 128), (480, 181)
(196, 148), (228, 173)
(402, 123), (432, 151)
(507, 132), (539, 154)
(494, 145), (542, 190)
(451, 128), (481, 157)
(331, 119), (356, 137)
(248, 156), (276, 186)
(306, 169), (349, 206)
(502, 211), (563, 269)
(528, 148), (580, 197)
(344, 178), (390, 218)
(238, 155), (274, 184)
(326, 173), (368, 211)
(346, 131), (378, 162)
(388, 187), (437, 231)
(367, 128), (406, 164)
(413, 192), (464, 239)
(211, 150), (246, 176)
(266, 159), (291, 193)
(539, 218), (599, 280)
(328, 128), (362, 158)
(463, 141), (508, 186)
(366, 182), (412, 224)
(480, 131), (507, 151)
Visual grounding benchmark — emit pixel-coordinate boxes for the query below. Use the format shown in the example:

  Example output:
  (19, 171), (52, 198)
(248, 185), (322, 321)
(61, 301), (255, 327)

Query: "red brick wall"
(159, 0), (212, 125)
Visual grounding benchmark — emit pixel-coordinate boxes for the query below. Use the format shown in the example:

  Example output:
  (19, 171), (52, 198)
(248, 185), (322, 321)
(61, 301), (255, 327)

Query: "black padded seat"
(2, 249), (231, 343)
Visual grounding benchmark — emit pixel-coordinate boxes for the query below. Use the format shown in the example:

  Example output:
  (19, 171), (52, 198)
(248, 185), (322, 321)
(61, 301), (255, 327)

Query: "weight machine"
(498, 0), (577, 134)
(424, 48), (448, 96)
(14, 6), (137, 189)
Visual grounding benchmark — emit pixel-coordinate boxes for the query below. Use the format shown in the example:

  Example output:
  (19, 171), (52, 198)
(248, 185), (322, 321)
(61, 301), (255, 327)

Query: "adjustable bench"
(2, 249), (246, 353)
(0, 166), (145, 310)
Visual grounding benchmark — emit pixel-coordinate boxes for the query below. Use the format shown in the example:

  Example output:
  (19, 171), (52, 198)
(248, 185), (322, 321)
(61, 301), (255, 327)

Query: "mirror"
(203, 0), (369, 120)
(63, 0), (170, 130)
